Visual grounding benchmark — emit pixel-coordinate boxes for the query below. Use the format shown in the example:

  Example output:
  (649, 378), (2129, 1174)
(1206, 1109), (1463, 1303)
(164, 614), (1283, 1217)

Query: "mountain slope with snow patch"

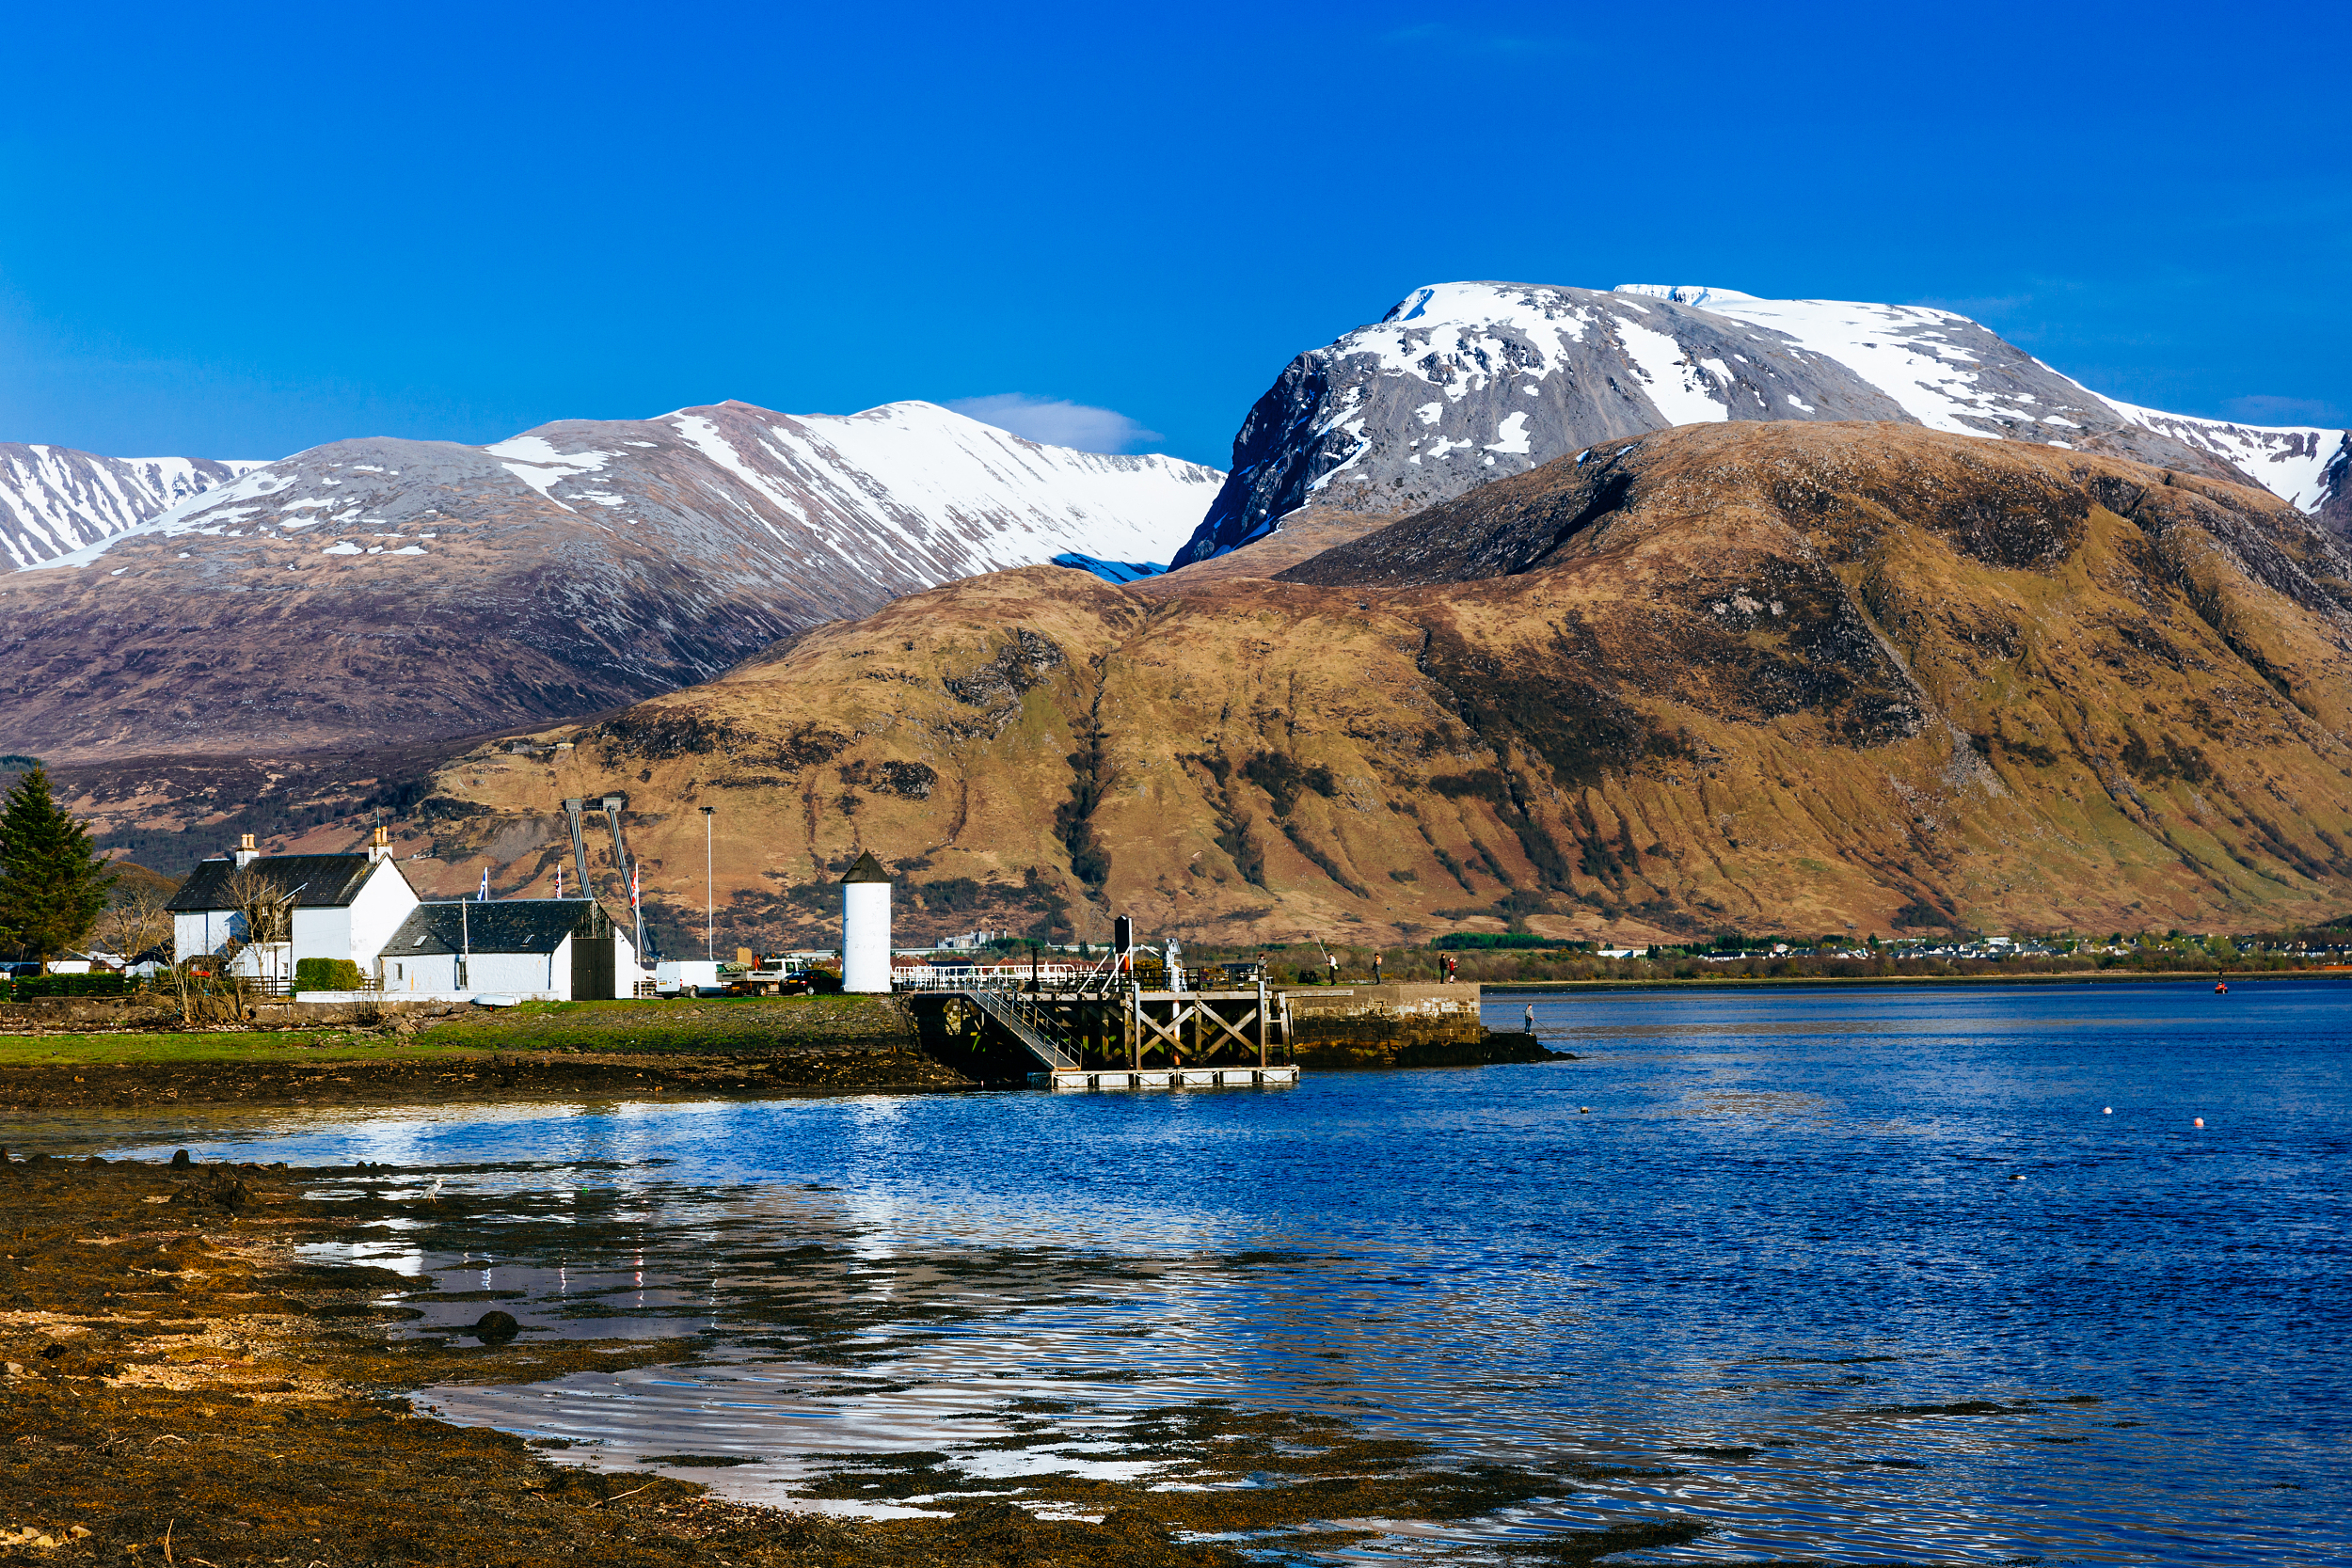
(1174, 281), (2349, 563)
(0, 445), (266, 569)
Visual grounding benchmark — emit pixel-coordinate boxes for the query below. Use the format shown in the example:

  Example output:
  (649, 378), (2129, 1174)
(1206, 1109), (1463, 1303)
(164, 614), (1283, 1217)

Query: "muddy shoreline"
(1, 1154), (1692, 1565)
(0, 1048), (975, 1113)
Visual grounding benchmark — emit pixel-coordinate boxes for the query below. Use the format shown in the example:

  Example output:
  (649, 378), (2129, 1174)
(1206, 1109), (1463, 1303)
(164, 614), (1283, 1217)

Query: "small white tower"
(840, 850), (893, 992)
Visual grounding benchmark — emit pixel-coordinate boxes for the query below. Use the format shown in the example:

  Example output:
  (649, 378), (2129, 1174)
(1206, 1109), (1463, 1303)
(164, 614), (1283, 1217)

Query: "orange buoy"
(2194, 1117), (2205, 1129)
(2215, 981), (2228, 994)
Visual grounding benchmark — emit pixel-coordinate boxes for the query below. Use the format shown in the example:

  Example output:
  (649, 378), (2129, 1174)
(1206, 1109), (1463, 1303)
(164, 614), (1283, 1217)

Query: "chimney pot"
(233, 832), (260, 868)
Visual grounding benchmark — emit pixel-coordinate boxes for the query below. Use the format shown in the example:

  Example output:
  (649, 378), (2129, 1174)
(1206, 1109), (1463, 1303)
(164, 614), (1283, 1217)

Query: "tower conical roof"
(839, 850), (892, 884)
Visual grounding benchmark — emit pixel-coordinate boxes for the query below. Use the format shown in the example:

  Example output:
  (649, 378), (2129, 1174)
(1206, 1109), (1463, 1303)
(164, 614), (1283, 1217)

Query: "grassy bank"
(0, 994), (914, 1059)
(407, 994), (914, 1053)
(0, 995), (961, 1109)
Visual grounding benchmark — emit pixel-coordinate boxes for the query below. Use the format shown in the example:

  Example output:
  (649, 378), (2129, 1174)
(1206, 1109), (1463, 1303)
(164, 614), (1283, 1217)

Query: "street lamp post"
(700, 806), (715, 962)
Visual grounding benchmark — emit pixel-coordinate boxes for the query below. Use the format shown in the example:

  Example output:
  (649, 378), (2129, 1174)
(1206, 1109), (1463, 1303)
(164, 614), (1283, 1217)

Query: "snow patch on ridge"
(2102, 400), (2344, 511)
(1613, 318), (1731, 427)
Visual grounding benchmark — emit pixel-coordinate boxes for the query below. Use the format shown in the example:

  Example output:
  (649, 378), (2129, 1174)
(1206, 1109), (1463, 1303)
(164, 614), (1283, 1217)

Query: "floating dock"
(1034, 1065), (1302, 1091)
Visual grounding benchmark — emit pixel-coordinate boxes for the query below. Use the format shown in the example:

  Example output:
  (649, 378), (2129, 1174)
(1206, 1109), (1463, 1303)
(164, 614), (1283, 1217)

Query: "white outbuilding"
(840, 850), (892, 992)
(376, 898), (639, 1000)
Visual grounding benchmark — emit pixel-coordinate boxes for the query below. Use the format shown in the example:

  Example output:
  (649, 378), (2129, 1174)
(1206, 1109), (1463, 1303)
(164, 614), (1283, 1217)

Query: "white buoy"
(840, 850), (893, 993)
(2104, 1107), (2114, 1115)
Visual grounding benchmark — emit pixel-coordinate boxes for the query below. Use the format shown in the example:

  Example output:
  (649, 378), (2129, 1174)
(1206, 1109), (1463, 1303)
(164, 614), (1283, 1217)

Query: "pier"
(898, 957), (1299, 1090)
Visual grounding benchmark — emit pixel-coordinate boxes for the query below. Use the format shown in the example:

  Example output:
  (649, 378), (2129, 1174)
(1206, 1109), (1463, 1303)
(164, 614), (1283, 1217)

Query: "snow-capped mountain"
(0, 400), (1220, 762)
(0, 445), (266, 570)
(44, 399), (1216, 585)
(1174, 281), (2351, 563)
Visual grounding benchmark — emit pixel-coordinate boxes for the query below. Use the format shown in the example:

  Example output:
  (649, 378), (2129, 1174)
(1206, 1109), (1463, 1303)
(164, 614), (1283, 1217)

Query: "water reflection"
(23, 978), (2349, 1562)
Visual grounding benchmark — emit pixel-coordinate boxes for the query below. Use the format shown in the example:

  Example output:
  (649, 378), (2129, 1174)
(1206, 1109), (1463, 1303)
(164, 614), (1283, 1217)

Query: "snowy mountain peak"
(1173, 279), (2351, 564)
(41, 398), (1220, 579)
(1612, 284), (1760, 308)
(0, 400), (1225, 762)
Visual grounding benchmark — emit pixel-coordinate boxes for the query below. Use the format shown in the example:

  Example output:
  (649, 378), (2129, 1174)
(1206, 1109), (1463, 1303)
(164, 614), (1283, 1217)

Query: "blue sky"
(3, 1), (2344, 467)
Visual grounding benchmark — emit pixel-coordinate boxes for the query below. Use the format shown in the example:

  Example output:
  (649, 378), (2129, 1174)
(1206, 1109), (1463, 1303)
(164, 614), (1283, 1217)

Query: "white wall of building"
(381, 937), (572, 999)
(843, 882), (891, 992)
(346, 862), (421, 965)
(292, 907), (352, 967)
(173, 910), (233, 962)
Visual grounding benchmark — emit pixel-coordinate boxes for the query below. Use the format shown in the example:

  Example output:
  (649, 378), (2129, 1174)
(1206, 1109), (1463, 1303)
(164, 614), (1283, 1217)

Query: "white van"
(653, 959), (722, 996)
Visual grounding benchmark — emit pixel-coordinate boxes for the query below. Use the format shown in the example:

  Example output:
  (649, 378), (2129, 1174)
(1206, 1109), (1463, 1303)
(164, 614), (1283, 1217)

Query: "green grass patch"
(411, 995), (907, 1054)
(0, 1033), (499, 1066)
(0, 996), (912, 1065)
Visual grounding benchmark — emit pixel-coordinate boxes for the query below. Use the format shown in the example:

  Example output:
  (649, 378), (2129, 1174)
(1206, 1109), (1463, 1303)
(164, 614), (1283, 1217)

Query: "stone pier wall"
(1279, 982), (1529, 1069)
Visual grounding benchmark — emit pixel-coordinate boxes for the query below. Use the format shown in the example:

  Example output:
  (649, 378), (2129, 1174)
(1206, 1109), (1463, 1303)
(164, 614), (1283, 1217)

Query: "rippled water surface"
(65, 979), (2352, 1562)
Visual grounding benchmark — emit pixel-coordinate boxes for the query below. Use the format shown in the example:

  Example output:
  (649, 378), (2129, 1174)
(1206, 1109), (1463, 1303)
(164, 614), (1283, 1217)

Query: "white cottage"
(377, 898), (639, 1000)
(166, 829), (420, 982)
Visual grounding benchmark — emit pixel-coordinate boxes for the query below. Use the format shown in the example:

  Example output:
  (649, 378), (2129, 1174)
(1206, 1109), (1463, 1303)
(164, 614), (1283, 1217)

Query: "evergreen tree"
(0, 768), (116, 960)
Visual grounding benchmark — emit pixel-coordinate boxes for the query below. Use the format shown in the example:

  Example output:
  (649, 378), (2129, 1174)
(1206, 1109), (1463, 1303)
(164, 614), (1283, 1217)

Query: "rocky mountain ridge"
(363, 423), (2352, 946)
(1175, 281), (2350, 562)
(0, 444), (264, 569)
(0, 400), (1220, 763)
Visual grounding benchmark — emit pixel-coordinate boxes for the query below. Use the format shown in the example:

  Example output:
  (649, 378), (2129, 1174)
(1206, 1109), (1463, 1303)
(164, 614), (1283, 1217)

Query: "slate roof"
(384, 899), (600, 957)
(840, 850), (892, 884)
(167, 854), (401, 912)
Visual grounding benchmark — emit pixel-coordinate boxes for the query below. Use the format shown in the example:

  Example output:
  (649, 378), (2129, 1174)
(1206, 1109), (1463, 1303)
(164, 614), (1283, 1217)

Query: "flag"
(553, 864), (563, 899)
(631, 862), (641, 909)
(478, 868), (489, 902)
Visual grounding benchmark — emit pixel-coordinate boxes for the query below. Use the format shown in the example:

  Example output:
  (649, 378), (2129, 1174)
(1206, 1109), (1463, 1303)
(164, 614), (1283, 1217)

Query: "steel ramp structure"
(954, 987), (1080, 1072)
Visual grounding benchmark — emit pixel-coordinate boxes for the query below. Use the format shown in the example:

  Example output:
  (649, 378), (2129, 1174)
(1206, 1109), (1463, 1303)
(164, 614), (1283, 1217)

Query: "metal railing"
(959, 986), (1079, 1070)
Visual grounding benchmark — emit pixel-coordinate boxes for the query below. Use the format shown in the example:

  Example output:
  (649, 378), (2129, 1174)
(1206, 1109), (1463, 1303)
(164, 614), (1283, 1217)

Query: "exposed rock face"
(0, 445), (264, 569)
(1175, 281), (2350, 563)
(402, 423), (2352, 944)
(0, 400), (1220, 763)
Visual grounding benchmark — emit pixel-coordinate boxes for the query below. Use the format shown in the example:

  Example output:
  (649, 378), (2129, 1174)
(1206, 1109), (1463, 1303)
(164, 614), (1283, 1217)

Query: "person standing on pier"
(1372, 953), (1382, 986)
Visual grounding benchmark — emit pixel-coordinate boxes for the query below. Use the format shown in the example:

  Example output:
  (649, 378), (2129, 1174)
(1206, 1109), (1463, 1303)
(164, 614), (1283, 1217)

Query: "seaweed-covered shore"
(1, 1153), (1696, 1566)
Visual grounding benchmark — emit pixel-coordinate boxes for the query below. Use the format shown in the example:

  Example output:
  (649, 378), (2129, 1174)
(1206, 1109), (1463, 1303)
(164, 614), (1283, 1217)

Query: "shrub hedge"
(5, 972), (131, 999)
(295, 958), (366, 993)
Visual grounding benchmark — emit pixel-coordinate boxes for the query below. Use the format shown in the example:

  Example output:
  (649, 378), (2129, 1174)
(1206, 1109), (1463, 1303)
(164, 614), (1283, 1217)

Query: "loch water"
(64, 978), (2352, 1563)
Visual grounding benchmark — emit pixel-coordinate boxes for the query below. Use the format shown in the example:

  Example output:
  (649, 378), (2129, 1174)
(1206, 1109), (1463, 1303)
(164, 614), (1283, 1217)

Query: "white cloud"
(945, 394), (1164, 454)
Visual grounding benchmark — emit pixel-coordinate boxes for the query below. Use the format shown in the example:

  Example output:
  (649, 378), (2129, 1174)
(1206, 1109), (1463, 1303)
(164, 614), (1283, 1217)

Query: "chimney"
(233, 832), (261, 868)
(368, 825), (391, 863)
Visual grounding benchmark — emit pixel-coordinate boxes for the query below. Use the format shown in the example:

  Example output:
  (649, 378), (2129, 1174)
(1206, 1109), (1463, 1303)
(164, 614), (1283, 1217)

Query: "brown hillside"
(372, 423), (2352, 948)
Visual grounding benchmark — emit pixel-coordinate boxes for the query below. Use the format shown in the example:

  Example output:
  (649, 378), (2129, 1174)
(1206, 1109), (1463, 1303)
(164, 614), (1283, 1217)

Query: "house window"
(394, 963), (404, 980)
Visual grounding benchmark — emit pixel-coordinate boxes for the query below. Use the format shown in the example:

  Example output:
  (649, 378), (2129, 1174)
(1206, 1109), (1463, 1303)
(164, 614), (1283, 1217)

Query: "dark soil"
(0, 1049), (974, 1112)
